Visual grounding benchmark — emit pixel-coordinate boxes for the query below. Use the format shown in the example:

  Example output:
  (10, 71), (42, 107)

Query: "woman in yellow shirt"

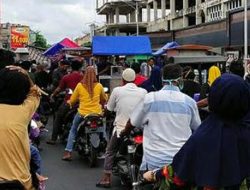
(62, 66), (107, 160)
(0, 66), (41, 190)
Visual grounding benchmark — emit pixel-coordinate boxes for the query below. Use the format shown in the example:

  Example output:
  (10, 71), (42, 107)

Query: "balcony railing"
(185, 6), (196, 15)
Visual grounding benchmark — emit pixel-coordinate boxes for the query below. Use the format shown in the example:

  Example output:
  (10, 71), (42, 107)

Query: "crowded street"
(40, 118), (125, 190)
(0, 0), (250, 190)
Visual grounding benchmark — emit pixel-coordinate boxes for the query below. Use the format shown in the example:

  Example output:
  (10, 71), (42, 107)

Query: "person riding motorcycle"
(51, 60), (70, 90)
(47, 60), (83, 145)
(62, 66), (107, 161)
(122, 64), (201, 173)
(96, 68), (147, 188)
(144, 74), (250, 190)
(0, 66), (41, 190)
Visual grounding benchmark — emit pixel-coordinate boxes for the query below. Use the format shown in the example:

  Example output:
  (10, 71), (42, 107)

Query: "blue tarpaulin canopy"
(92, 36), (152, 56)
(153, 41), (179, 56)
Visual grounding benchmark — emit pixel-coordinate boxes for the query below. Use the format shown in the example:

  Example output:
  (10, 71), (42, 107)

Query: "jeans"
(104, 132), (121, 173)
(30, 145), (42, 174)
(51, 103), (70, 141)
(65, 112), (83, 152)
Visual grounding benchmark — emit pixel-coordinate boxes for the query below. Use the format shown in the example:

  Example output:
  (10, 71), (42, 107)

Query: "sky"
(2, 0), (105, 44)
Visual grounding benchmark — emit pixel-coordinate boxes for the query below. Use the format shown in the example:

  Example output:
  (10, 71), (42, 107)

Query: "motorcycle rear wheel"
(88, 145), (97, 168)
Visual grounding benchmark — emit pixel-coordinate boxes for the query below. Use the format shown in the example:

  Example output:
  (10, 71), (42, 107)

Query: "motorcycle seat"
(0, 180), (24, 190)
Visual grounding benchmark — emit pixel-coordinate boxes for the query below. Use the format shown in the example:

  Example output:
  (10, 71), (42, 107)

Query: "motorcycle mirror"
(104, 87), (109, 93)
(67, 89), (73, 95)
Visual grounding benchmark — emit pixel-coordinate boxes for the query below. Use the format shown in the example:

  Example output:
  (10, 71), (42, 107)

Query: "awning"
(152, 41), (179, 56)
(170, 56), (227, 64)
(43, 38), (79, 57)
(92, 36), (152, 56)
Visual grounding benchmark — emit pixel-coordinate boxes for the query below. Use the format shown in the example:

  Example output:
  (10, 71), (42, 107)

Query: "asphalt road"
(39, 117), (127, 190)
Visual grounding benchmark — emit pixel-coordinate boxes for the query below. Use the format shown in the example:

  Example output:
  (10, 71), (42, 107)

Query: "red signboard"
(10, 26), (29, 49)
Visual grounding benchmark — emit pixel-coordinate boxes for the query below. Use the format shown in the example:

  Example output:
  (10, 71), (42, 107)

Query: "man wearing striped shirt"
(122, 64), (201, 171)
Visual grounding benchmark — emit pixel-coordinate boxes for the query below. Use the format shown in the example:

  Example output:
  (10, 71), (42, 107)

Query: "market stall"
(92, 36), (152, 91)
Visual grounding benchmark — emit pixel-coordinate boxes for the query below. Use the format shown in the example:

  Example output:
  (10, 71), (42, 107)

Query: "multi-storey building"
(0, 23), (32, 49)
(147, 0), (247, 32)
(95, 0), (148, 35)
(0, 23), (12, 49)
(95, 0), (247, 35)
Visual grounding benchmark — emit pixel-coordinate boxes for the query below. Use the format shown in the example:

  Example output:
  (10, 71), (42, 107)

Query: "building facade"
(0, 23), (32, 50)
(95, 0), (248, 35)
(96, 0), (148, 35)
(147, 0), (247, 32)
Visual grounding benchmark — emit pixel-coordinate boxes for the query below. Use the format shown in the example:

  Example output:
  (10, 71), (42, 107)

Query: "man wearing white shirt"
(140, 58), (155, 78)
(122, 64), (201, 171)
(96, 68), (147, 188)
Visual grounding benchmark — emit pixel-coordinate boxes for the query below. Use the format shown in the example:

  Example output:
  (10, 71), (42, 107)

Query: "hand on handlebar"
(143, 171), (156, 182)
(119, 129), (129, 139)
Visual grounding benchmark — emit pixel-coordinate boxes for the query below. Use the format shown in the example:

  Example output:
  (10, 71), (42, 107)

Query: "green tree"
(33, 32), (48, 49)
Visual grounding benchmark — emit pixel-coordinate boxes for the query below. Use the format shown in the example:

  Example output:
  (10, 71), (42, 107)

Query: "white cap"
(122, 68), (136, 82)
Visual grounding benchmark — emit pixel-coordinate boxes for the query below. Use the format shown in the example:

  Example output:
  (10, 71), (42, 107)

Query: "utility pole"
(136, 1), (139, 36)
(244, 0), (248, 75)
(0, 0), (2, 48)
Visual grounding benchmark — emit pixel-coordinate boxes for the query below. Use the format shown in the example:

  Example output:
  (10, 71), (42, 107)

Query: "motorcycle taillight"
(90, 121), (97, 128)
(133, 136), (143, 144)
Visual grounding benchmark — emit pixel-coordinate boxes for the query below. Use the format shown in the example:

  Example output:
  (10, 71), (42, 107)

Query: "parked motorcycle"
(75, 114), (107, 167)
(113, 128), (143, 189)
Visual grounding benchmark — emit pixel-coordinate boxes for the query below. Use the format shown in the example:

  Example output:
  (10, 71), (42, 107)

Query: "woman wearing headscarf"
(144, 74), (250, 190)
(62, 66), (107, 161)
(139, 66), (162, 92)
(199, 65), (221, 100)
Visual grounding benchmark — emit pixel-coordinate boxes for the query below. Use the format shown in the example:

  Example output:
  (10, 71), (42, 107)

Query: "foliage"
(33, 32), (48, 49)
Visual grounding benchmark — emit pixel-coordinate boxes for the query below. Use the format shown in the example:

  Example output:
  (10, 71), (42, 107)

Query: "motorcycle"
(75, 114), (107, 167)
(113, 128), (143, 189)
(0, 180), (24, 190)
(37, 89), (51, 126)
(60, 105), (78, 144)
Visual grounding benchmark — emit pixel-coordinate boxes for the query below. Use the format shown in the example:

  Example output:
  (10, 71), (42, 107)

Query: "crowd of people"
(0, 48), (250, 190)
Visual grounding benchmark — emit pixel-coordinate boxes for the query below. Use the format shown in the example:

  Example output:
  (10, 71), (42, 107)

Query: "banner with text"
(11, 26), (30, 49)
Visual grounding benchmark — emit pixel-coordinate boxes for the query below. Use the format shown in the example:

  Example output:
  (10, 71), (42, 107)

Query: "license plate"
(128, 145), (136, 153)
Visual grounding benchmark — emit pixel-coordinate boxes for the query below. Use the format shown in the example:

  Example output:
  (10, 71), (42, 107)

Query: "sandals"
(96, 181), (111, 188)
(62, 151), (72, 161)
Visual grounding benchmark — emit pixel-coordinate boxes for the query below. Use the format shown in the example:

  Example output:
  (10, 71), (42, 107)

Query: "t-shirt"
(182, 80), (201, 98)
(59, 71), (83, 101)
(68, 83), (107, 116)
(0, 86), (40, 190)
(134, 74), (147, 86)
(130, 85), (201, 170)
(52, 68), (66, 88)
(140, 62), (152, 78)
(107, 83), (147, 136)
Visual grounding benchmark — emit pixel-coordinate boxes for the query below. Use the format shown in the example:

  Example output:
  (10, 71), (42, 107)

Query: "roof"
(170, 56), (227, 64)
(43, 38), (79, 57)
(92, 36), (152, 56)
(15, 48), (29, 54)
(170, 44), (213, 51)
(153, 41), (179, 55)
